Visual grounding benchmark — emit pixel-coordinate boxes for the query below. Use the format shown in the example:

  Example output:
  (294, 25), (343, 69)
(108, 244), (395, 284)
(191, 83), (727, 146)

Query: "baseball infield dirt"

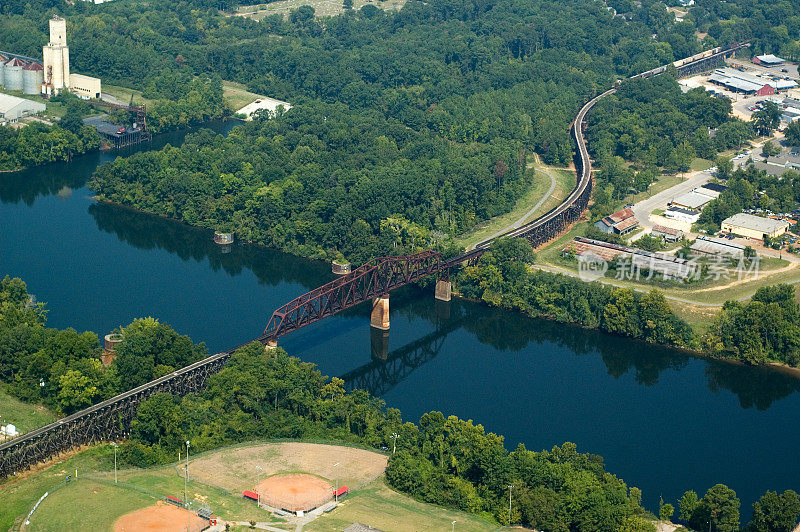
(189, 442), (387, 492)
(114, 502), (207, 532)
(255, 473), (332, 511)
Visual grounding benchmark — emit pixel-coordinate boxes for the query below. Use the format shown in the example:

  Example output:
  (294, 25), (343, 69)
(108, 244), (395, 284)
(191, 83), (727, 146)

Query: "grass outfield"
(306, 476), (497, 532)
(3, 441), (493, 531)
(0, 384), (56, 435)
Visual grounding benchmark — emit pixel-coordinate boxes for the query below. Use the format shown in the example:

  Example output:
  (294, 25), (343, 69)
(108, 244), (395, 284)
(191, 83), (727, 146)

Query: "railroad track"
(0, 43), (749, 480)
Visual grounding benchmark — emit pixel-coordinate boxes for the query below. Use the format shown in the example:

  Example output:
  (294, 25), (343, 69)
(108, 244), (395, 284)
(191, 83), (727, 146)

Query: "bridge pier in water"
(371, 296), (390, 330)
(435, 280), (451, 302)
(370, 328), (390, 360)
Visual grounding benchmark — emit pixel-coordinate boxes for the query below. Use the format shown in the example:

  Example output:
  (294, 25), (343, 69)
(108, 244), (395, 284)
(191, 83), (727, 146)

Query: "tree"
(660, 503), (675, 522)
(761, 141), (781, 159)
(752, 102), (782, 136)
(343, 0), (353, 8)
(784, 120), (800, 147)
(747, 490), (800, 532)
(716, 157), (734, 179)
(57, 369), (100, 414)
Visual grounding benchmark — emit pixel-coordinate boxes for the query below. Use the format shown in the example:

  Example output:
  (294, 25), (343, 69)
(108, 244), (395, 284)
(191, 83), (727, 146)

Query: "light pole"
(390, 433), (399, 454)
(508, 485), (513, 525)
(333, 462), (340, 502)
(112, 442), (118, 484)
(255, 465), (263, 508)
(185, 440), (190, 532)
(451, 520), (456, 532)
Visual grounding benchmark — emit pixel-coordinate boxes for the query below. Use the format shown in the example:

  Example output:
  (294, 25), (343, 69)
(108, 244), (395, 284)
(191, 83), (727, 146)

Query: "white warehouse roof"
(756, 54), (785, 65)
(722, 213), (790, 233)
(236, 97), (292, 121)
(0, 93), (46, 121)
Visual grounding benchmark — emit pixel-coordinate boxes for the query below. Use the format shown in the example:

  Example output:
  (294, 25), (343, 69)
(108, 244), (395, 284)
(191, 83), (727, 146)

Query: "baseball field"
(1, 441), (497, 531)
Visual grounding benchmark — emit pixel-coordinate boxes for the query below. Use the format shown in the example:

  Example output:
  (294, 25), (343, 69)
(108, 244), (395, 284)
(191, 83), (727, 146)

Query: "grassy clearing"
(235, 0), (406, 19)
(222, 81), (267, 111)
(305, 476), (497, 532)
(0, 384), (56, 435)
(690, 157), (714, 171)
(456, 163), (575, 249)
(101, 83), (153, 107)
(624, 173), (684, 206)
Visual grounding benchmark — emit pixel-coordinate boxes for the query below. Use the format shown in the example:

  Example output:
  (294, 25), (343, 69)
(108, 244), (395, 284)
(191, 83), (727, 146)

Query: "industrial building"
(670, 189), (717, 211)
(708, 67), (796, 95)
(651, 225), (683, 243)
(664, 206), (700, 224)
(721, 213), (790, 240)
(42, 16), (69, 94)
(754, 54), (786, 67)
(690, 236), (746, 258)
(565, 237), (698, 280)
(594, 207), (639, 235)
(236, 96), (292, 120)
(69, 73), (101, 99)
(0, 93), (45, 122)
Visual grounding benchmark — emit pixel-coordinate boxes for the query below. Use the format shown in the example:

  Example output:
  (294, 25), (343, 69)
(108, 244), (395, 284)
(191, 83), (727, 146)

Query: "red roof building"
(334, 486), (349, 498)
(243, 490), (259, 501)
(594, 208), (640, 235)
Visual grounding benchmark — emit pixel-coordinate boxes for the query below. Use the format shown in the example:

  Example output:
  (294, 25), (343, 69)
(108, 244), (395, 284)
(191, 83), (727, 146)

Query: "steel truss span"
(0, 46), (747, 480)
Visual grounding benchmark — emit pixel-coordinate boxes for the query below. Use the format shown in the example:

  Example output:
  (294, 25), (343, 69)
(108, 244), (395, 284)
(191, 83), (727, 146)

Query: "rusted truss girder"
(261, 250), (446, 341)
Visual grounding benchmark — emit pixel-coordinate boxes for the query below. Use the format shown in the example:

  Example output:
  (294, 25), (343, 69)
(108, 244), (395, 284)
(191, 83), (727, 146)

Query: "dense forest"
(4, 275), (799, 530)
(0, 0), (717, 260)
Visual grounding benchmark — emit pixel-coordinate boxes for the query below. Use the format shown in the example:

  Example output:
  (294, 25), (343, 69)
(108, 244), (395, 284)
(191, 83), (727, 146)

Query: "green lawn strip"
(624, 173), (684, 206)
(27, 477), (156, 531)
(0, 383), (56, 434)
(100, 83), (153, 107)
(305, 476), (496, 532)
(0, 445), (114, 530)
(457, 164), (574, 249)
(222, 81), (267, 112)
(690, 157), (713, 171)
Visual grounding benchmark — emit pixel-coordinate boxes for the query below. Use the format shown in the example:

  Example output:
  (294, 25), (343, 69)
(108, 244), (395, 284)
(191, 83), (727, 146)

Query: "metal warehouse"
(721, 213), (790, 240)
(0, 93), (46, 122)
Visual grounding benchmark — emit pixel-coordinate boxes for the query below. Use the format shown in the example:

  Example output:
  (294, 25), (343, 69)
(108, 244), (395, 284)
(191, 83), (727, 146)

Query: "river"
(1, 122), (799, 520)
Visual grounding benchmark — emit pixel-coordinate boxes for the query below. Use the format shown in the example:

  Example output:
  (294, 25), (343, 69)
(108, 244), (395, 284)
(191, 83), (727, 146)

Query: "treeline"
(90, 103), (526, 263)
(456, 239), (694, 348)
(0, 121), (100, 172)
(0, 276), (205, 414)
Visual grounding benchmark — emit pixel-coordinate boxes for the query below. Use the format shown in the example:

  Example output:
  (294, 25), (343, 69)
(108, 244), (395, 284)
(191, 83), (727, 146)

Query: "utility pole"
(333, 462), (340, 502)
(508, 484), (513, 525)
(185, 440), (190, 532)
(390, 433), (399, 454)
(112, 442), (118, 484)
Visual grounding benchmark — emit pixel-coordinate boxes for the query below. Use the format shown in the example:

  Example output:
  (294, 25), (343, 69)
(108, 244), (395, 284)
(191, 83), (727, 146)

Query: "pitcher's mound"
(115, 503), (207, 532)
(255, 473), (332, 512)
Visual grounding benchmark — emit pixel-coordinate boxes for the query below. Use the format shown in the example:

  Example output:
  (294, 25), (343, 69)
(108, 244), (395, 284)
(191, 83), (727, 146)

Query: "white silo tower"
(42, 16), (70, 93)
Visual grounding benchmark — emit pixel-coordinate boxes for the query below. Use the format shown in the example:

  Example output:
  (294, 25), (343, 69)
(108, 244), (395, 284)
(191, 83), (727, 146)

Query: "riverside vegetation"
(1, 276), (799, 531)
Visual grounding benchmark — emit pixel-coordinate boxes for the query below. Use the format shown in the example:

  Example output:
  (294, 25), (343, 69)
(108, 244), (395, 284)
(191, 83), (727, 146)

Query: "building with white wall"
(42, 16), (70, 94)
(69, 73), (101, 99)
(0, 93), (46, 123)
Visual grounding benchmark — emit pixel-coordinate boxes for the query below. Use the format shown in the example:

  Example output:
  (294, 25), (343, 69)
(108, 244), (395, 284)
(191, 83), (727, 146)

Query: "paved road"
(100, 92), (127, 106)
(631, 171), (712, 230)
(481, 168), (558, 243)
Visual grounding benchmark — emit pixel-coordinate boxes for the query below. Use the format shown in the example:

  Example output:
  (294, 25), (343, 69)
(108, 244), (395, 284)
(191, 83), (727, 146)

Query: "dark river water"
(1, 121), (798, 520)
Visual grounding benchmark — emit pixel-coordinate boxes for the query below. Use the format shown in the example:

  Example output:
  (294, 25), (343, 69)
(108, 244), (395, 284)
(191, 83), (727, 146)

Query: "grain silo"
(4, 58), (25, 91)
(0, 54), (6, 88)
(22, 62), (43, 95)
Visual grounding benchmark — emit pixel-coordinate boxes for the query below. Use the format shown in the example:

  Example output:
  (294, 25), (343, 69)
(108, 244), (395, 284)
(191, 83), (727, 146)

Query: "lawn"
(222, 81), (267, 112)
(456, 162), (575, 249)
(0, 384), (56, 435)
(690, 157), (714, 171)
(235, 0), (406, 20)
(100, 83), (153, 107)
(305, 476), (497, 532)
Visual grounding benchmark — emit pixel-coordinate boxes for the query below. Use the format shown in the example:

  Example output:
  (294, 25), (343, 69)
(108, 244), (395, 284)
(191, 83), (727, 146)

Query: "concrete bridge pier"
(435, 280), (451, 302)
(370, 327), (390, 360)
(370, 296), (390, 330)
